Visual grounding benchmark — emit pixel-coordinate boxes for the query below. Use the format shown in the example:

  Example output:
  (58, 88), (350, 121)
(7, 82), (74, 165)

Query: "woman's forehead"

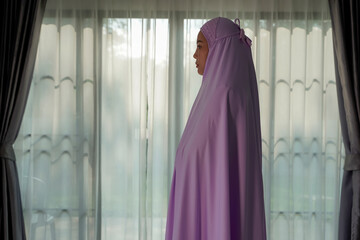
(197, 31), (206, 42)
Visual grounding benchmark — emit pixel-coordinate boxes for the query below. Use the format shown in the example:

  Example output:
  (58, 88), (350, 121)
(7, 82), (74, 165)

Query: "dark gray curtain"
(328, 0), (360, 239)
(0, 0), (46, 239)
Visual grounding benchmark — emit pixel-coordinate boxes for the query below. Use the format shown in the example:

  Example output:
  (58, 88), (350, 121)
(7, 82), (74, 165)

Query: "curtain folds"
(0, 0), (47, 240)
(328, 0), (360, 239)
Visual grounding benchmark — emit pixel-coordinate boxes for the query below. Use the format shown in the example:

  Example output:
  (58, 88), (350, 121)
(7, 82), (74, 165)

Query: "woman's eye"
(197, 45), (201, 49)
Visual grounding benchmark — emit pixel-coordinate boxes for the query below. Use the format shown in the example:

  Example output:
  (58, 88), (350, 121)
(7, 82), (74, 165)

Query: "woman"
(165, 17), (267, 240)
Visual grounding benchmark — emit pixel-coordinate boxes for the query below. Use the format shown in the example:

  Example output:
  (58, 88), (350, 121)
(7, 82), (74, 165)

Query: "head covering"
(166, 17), (267, 240)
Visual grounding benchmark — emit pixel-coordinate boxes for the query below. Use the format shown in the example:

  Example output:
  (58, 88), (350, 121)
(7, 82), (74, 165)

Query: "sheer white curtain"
(14, 9), (99, 240)
(14, 0), (343, 239)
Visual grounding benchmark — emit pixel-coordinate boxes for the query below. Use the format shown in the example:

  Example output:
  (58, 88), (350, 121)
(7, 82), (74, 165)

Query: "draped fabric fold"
(0, 0), (47, 239)
(0, 144), (16, 161)
(328, 0), (360, 239)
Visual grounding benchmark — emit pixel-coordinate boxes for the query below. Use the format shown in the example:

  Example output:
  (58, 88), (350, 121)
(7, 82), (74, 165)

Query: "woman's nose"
(193, 49), (197, 59)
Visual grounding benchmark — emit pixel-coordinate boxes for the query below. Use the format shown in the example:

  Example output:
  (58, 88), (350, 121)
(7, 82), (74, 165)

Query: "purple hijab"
(165, 17), (267, 240)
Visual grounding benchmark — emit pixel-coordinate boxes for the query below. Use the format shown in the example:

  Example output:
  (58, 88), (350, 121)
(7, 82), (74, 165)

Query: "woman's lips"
(196, 63), (199, 68)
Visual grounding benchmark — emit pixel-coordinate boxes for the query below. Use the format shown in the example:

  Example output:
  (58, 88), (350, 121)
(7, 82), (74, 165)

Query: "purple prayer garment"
(165, 17), (267, 240)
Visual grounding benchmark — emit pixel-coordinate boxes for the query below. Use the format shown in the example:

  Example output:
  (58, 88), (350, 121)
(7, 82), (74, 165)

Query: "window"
(14, 10), (343, 240)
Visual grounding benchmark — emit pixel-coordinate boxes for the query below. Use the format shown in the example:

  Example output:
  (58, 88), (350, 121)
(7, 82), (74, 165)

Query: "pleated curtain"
(328, 0), (360, 239)
(0, 0), (47, 240)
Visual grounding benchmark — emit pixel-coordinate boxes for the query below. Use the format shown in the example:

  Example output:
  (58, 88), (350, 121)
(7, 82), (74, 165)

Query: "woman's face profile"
(193, 31), (209, 75)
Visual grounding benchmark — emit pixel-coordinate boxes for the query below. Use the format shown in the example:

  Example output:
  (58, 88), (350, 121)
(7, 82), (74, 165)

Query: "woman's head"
(194, 17), (253, 82)
(193, 31), (209, 75)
